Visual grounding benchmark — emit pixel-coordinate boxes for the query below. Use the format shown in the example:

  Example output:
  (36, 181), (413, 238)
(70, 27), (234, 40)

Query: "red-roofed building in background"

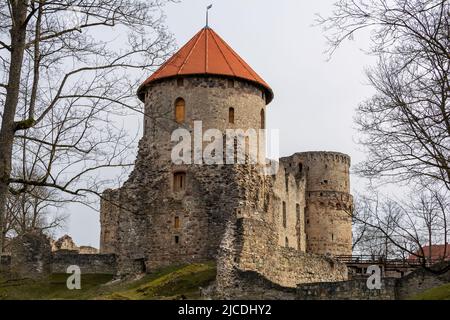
(409, 244), (450, 261)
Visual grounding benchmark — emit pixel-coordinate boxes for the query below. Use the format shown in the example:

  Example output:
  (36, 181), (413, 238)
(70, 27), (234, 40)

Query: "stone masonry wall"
(10, 232), (52, 279)
(235, 217), (348, 288)
(271, 163), (307, 251)
(100, 76), (268, 275)
(51, 252), (117, 274)
(281, 152), (353, 256)
(100, 75), (354, 282)
(214, 272), (396, 300)
(296, 278), (397, 300)
(100, 189), (121, 254)
(1, 253), (116, 275)
(216, 262), (450, 300)
(396, 262), (450, 299)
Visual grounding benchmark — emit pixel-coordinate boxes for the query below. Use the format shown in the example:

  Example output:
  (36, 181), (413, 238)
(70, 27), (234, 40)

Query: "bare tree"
(317, 0), (449, 190)
(0, 0), (176, 253)
(351, 185), (450, 273)
(2, 182), (67, 252)
(352, 194), (403, 258)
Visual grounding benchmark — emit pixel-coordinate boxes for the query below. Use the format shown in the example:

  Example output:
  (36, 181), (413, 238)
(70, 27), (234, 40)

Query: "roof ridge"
(178, 29), (204, 75)
(205, 27), (208, 73)
(208, 29), (235, 76)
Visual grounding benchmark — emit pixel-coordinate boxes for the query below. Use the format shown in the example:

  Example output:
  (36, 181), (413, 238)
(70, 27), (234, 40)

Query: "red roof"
(138, 27), (273, 103)
(409, 244), (450, 261)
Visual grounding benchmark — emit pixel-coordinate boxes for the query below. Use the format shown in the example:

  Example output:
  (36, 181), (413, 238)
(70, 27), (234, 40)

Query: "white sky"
(60, 0), (377, 247)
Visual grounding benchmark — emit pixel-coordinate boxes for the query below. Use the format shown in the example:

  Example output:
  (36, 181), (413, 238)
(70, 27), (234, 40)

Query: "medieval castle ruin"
(2, 27), (448, 300)
(99, 27), (353, 288)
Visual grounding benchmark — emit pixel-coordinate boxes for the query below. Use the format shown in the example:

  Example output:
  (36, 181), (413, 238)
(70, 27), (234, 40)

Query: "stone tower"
(281, 152), (353, 256)
(100, 27), (274, 274)
(100, 26), (353, 285)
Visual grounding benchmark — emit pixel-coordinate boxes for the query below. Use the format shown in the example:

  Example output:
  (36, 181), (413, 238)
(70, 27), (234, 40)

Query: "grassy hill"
(0, 262), (216, 300)
(409, 283), (450, 300)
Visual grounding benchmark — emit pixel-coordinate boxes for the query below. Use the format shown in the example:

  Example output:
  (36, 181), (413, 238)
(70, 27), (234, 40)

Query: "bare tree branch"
(0, 0), (176, 254)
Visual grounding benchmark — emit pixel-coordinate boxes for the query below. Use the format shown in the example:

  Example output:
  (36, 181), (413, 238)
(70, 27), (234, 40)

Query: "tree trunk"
(0, 0), (29, 254)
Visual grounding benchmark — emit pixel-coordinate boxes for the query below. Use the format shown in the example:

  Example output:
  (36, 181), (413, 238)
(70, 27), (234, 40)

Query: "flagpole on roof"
(206, 4), (213, 27)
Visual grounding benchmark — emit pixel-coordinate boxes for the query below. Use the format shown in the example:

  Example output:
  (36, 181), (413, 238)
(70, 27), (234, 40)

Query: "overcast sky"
(60, 0), (377, 247)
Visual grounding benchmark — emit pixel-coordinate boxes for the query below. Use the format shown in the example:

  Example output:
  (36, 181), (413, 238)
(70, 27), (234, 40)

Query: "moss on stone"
(100, 262), (217, 300)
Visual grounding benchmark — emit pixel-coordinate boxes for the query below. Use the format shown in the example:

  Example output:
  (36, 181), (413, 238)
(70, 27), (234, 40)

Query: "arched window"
(173, 172), (186, 192)
(229, 107), (235, 124)
(174, 217), (180, 229)
(285, 237), (289, 248)
(175, 98), (185, 124)
(282, 202), (287, 228)
(260, 109), (265, 129)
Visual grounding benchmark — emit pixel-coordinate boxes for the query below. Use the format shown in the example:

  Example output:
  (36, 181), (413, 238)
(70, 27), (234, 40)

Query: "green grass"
(0, 273), (114, 300)
(0, 262), (217, 300)
(409, 283), (450, 300)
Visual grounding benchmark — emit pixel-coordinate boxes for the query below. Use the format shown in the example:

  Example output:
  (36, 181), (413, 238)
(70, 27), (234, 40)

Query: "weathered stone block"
(10, 232), (52, 279)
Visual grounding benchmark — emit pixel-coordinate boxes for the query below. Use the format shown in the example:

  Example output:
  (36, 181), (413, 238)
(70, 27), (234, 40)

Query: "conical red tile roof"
(138, 27), (273, 103)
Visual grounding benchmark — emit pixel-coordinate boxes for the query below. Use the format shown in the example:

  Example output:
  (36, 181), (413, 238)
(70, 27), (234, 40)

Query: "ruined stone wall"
(235, 217), (348, 288)
(1, 253), (116, 275)
(271, 164), (307, 251)
(396, 262), (450, 299)
(10, 232), (52, 279)
(143, 163), (243, 272)
(51, 235), (78, 252)
(281, 152), (353, 256)
(214, 156), (349, 291)
(214, 272), (396, 300)
(79, 246), (99, 254)
(299, 264), (450, 300)
(52, 235), (99, 254)
(214, 268), (298, 300)
(100, 76), (268, 275)
(51, 253), (117, 274)
(99, 75), (353, 280)
(100, 189), (121, 254)
(296, 278), (397, 300)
